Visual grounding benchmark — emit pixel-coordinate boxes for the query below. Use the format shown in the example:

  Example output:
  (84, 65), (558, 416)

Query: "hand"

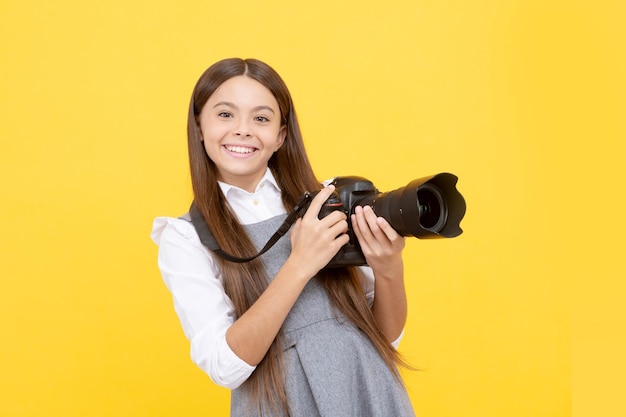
(351, 205), (405, 273)
(288, 185), (350, 278)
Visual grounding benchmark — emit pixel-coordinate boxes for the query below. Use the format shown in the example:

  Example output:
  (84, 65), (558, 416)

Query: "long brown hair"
(187, 58), (409, 415)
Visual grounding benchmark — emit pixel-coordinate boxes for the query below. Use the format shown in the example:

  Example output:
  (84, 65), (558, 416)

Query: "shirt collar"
(217, 168), (281, 197)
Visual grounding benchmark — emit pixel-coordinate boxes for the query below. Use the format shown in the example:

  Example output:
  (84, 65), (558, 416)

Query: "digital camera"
(307, 173), (466, 268)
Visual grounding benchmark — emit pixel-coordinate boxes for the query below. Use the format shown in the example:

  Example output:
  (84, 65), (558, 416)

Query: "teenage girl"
(151, 58), (415, 416)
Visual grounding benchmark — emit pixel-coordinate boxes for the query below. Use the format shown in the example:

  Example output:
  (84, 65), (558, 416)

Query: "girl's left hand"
(351, 205), (405, 271)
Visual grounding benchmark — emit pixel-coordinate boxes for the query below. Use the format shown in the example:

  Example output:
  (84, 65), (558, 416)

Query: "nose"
(234, 120), (252, 138)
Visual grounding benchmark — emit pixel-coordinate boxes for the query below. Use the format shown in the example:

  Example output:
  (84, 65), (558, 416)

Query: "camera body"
(309, 173), (466, 268)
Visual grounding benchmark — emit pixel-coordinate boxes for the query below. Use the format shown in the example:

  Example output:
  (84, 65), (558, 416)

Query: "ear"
(275, 125), (287, 151)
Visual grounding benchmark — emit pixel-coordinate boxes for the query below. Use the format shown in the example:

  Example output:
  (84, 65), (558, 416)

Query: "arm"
(153, 217), (254, 388)
(351, 205), (407, 343)
(152, 185), (349, 387)
(225, 185), (350, 366)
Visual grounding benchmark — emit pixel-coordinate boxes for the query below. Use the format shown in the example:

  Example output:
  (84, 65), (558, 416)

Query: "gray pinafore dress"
(230, 214), (415, 417)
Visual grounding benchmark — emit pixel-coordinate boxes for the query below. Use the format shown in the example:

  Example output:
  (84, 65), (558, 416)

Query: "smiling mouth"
(224, 145), (257, 154)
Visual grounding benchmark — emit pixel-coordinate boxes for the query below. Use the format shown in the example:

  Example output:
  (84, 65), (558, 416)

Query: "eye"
(254, 115), (270, 123)
(218, 111), (233, 118)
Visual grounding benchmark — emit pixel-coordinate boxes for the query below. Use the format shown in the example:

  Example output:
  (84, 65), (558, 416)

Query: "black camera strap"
(188, 192), (313, 263)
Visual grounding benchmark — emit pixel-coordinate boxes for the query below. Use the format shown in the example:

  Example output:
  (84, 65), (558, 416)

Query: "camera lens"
(355, 173), (464, 239)
(416, 184), (447, 231)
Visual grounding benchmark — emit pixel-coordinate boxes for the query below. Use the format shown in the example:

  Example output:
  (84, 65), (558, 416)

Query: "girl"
(151, 58), (415, 416)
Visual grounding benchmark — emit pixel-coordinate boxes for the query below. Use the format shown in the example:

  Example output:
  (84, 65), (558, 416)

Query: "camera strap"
(188, 192), (313, 263)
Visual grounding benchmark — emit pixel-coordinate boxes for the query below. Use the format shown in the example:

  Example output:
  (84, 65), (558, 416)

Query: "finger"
(351, 213), (366, 248)
(303, 185), (336, 220)
(319, 209), (347, 226)
(333, 232), (350, 249)
(351, 206), (369, 238)
(351, 207), (375, 253)
(328, 218), (349, 238)
(372, 215), (406, 251)
(353, 206), (381, 242)
(375, 215), (401, 241)
(361, 206), (385, 235)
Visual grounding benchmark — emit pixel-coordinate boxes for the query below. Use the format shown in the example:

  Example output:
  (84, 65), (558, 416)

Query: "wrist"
(280, 257), (315, 284)
(370, 257), (404, 281)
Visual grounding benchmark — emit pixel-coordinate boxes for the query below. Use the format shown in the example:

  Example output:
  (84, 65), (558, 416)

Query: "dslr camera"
(306, 173), (466, 268)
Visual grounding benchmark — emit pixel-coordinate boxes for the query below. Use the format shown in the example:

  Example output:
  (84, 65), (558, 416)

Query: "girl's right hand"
(225, 185), (349, 367)
(288, 185), (350, 279)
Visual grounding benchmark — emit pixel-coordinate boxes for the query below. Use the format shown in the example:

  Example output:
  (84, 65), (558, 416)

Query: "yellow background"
(1, 1), (624, 416)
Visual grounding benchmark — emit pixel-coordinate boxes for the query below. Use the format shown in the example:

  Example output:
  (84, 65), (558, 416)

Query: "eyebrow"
(213, 101), (276, 114)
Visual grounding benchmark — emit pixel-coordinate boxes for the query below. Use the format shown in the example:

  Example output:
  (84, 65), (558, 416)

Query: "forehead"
(208, 76), (278, 108)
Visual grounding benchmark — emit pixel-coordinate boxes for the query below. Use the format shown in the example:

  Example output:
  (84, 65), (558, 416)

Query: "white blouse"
(151, 169), (384, 389)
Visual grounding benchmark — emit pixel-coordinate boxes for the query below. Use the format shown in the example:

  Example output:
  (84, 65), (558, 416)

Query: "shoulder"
(150, 215), (221, 281)
(151, 215), (199, 247)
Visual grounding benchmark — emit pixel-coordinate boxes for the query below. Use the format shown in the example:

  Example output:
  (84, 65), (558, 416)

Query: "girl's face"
(198, 76), (286, 192)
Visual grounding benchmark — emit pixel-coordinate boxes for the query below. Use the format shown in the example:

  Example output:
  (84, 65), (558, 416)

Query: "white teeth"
(225, 145), (255, 154)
